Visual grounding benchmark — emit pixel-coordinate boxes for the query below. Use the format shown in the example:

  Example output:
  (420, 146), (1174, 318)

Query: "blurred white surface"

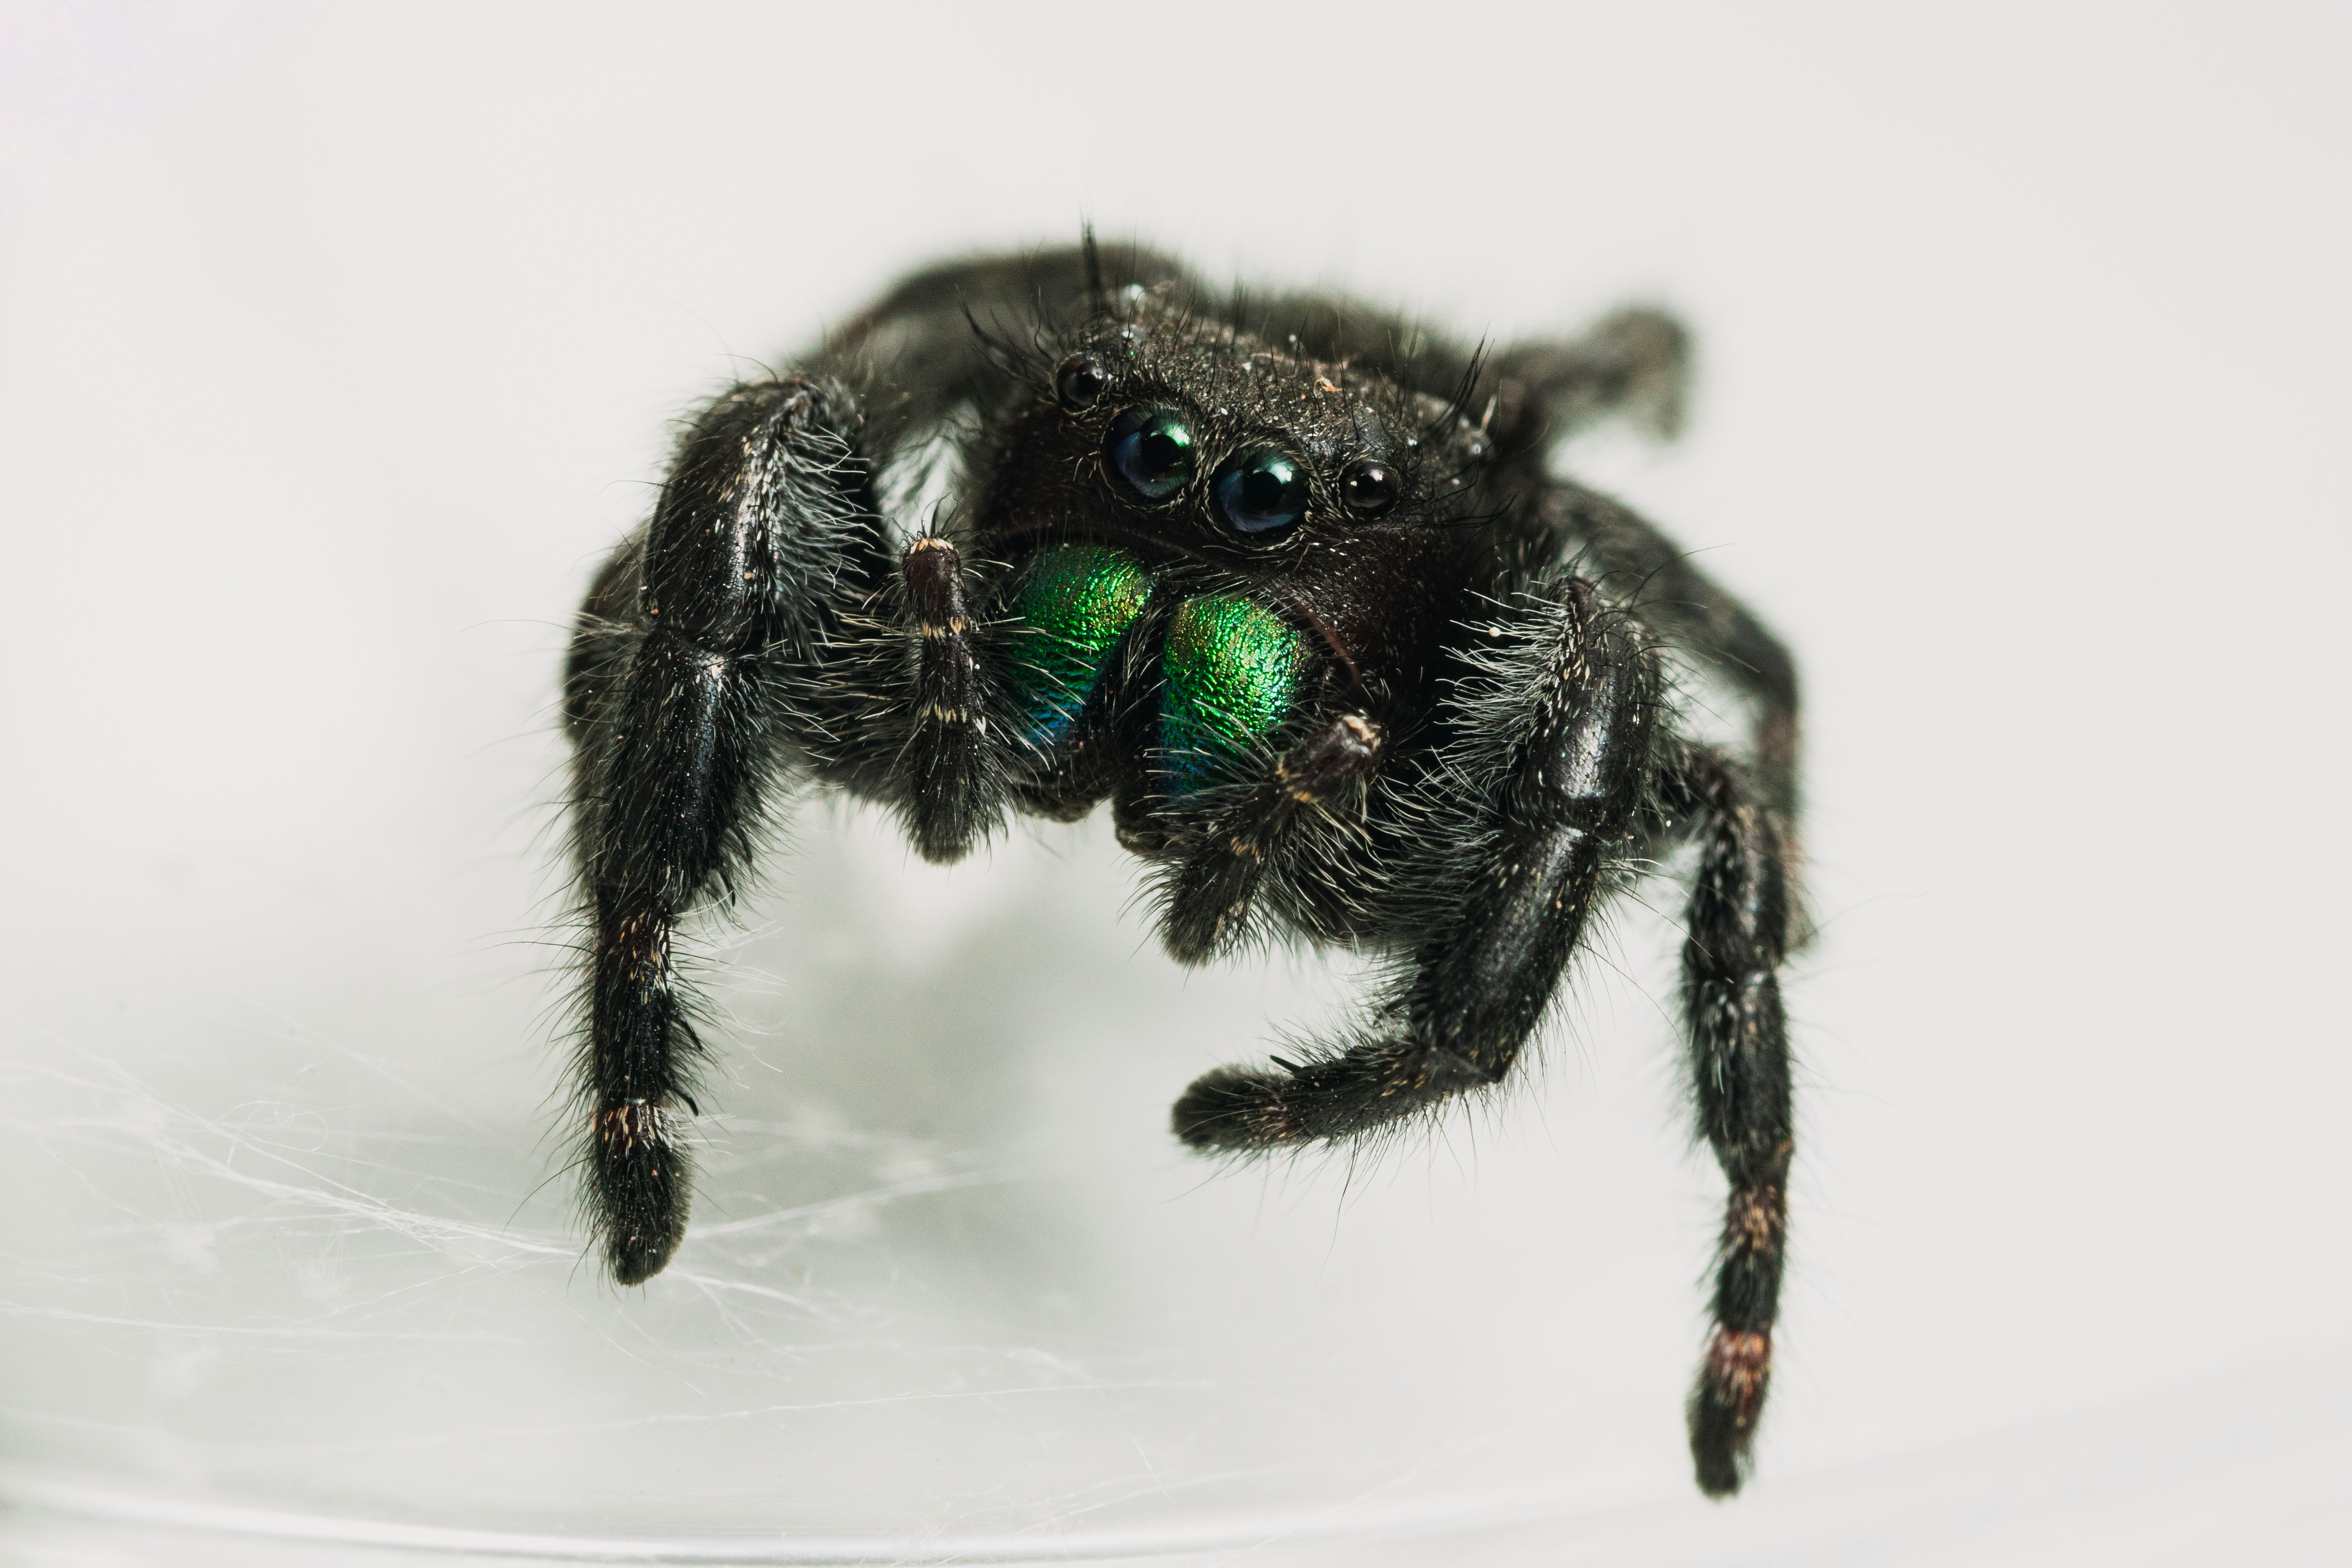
(1, 3), (2346, 1561)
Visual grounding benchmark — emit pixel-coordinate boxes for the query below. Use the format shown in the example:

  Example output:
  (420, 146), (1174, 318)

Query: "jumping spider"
(562, 238), (1801, 1497)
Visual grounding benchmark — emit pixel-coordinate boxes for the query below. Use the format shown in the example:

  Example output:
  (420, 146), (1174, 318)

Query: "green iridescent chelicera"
(1006, 543), (1153, 742)
(1159, 594), (1304, 786)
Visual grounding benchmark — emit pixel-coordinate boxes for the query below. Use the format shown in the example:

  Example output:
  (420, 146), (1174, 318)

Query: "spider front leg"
(1659, 745), (1795, 1497)
(1171, 580), (1659, 1145)
(566, 377), (883, 1284)
(1542, 482), (1801, 824)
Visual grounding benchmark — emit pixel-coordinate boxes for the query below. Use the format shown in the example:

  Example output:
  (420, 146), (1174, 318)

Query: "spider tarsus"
(589, 1097), (691, 1285)
(607, 1217), (685, 1287)
(1169, 1064), (1302, 1149)
(1687, 1326), (1772, 1497)
(1158, 863), (1260, 966)
(1170, 1042), (1495, 1151)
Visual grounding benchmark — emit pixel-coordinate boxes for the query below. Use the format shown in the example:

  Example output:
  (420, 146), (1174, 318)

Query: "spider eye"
(1105, 405), (1197, 502)
(1212, 448), (1308, 536)
(1056, 354), (1108, 411)
(1339, 458), (1399, 518)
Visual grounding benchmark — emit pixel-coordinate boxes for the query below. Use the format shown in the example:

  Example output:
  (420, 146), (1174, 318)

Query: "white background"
(1, 3), (2345, 1563)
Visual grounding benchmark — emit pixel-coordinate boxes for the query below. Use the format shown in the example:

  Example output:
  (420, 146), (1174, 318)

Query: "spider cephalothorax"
(561, 238), (1802, 1496)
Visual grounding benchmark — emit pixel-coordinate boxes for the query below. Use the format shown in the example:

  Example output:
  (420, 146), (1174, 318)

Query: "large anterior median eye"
(1105, 405), (1196, 502)
(1212, 448), (1308, 536)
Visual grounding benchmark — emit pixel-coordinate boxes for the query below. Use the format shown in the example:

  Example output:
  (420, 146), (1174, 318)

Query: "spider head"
(982, 286), (1492, 577)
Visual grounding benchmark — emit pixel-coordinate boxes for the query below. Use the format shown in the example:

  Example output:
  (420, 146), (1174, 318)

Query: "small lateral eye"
(1056, 354), (1108, 411)
(1105, 405), (1197, 501)
(1339, 457), (1399, 518)
(1213, 448), (1309, 536)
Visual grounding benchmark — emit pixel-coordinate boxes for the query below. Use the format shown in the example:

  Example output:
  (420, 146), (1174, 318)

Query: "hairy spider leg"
(1660, 746), (1795, 1497)
(1488, 305), (1693, 445)
(566, 377), (884, 1285)
(1169, 579), (1658, 1145)
(1213, 294), (1685, 454)
(1542, 482), (1802, 826)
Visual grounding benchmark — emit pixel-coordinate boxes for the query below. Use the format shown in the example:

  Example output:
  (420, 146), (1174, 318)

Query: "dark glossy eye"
(1104, 405), (1196, 502)
(1213, 447), (1309, 536)
(1339, 457), (1400, 518)
(1056, 354), (1108, 410)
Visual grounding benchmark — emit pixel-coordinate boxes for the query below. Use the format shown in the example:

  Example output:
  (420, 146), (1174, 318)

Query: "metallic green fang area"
(1006, 543), (1153, 743)
(1159, 594), (1303, 789)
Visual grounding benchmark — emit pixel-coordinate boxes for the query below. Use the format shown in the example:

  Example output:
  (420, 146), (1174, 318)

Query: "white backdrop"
(2, 4), (2345, 1563)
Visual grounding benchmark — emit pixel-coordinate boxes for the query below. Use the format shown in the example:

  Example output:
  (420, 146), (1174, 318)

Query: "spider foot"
(1687, 1327), (1771, 1497)
(1170, 1039), (1494, 1151)
(590, 1097), (692, 1285)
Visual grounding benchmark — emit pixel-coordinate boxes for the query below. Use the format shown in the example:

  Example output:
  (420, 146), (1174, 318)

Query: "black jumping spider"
(562, 238), (1801, 1497)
